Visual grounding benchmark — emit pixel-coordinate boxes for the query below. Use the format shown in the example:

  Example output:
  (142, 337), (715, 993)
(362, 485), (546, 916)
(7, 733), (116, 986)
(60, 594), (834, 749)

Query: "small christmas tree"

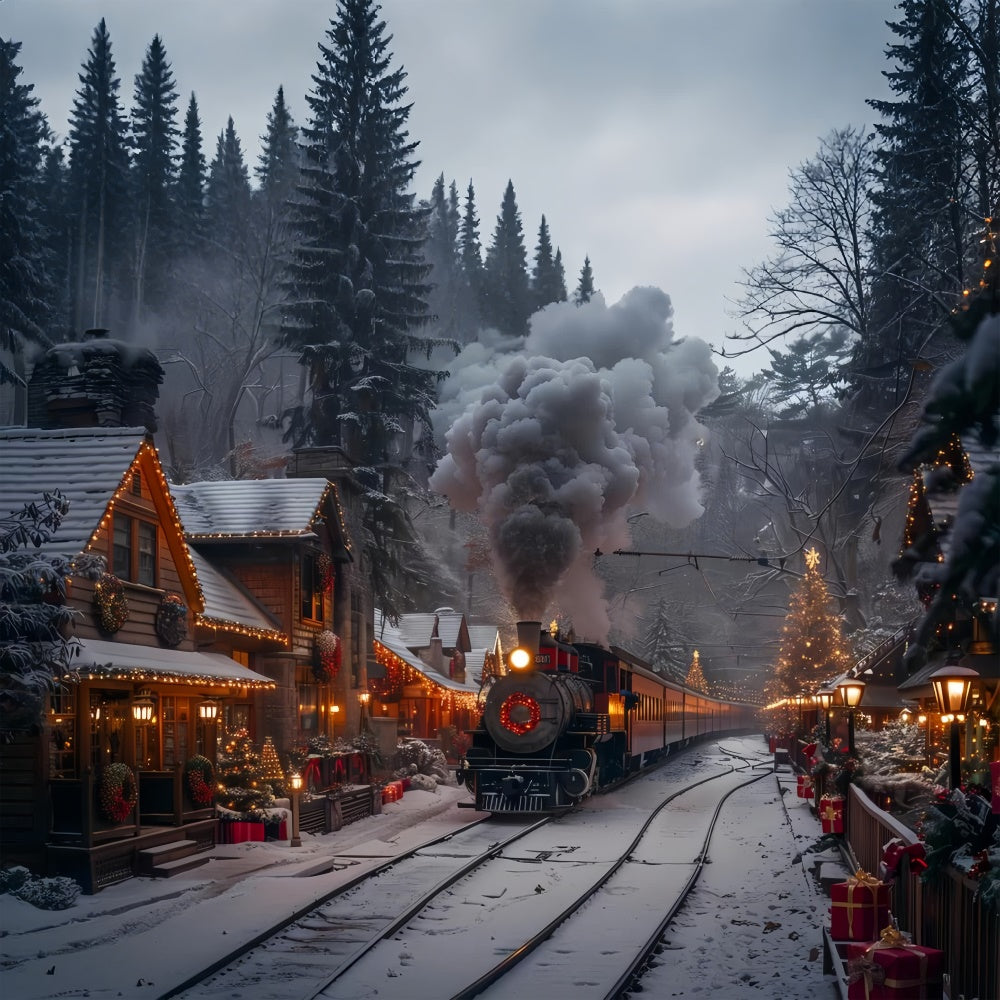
(684, 650), (710, 693)
(216, 728), (274, 814)
(767, 547), (853, 705)
(259, 736), (285, 784)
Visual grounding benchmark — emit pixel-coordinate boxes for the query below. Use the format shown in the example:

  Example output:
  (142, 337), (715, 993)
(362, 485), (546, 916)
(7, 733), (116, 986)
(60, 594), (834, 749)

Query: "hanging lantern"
(132, 689), (155, 724)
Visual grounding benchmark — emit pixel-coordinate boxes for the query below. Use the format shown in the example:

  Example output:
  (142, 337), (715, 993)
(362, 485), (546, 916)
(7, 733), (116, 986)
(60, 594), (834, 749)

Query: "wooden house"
(370, 608), (502, 752)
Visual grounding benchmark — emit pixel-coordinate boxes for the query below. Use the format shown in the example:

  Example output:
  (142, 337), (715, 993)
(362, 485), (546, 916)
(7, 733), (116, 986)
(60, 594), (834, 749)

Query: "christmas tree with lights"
(767, 548), (853, 703)
(216, 728), (274, 814)
(685, 650), (710, 693)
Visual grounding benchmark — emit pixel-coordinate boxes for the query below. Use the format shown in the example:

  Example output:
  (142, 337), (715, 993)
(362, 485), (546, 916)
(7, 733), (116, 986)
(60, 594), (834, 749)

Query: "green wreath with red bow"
(99, 763), (137, 823)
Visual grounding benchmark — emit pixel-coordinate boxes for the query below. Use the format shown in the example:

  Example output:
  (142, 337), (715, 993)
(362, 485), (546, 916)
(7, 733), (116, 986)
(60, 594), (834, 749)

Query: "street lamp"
(289, 771), (302, 847)
(836, 678), (865, 755)
(816, 688), (835, 745)
(929, 665), (978, 789)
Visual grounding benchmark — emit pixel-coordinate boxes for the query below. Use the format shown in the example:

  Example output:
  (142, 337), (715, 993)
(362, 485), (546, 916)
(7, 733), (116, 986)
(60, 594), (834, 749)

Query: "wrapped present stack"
(846, 924), (943, 999)
(381, 779), (405, 804)
(830, 869), (891, 941)
(819, 793), (844, 834)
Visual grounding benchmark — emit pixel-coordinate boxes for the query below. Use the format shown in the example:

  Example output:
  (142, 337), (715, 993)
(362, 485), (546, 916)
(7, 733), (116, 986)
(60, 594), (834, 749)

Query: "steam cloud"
(429, 286), (718, 642)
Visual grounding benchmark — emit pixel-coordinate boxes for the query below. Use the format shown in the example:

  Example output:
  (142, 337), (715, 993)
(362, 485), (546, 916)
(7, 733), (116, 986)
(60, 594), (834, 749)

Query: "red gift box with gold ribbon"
(830, 870), (890, 941)
(820, 793), (844, 833)
(846, 926), (943, 998)
(796, 773), (815, 799)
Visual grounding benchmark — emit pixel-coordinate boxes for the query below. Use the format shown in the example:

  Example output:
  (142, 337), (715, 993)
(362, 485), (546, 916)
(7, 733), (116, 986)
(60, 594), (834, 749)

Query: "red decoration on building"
(313, 630), (342, 682)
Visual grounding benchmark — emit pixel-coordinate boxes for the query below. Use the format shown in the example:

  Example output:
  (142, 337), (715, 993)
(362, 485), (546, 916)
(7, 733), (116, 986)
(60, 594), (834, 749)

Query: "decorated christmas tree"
(259, 736), (285, 785)
(684, 650), (710, 693)
(216, 728), (274, 814)
(767, 547), (853, 704)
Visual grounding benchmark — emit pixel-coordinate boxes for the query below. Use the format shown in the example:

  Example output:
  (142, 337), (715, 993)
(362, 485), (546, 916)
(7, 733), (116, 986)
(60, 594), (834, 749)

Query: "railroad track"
(172, 738), (771, 1000)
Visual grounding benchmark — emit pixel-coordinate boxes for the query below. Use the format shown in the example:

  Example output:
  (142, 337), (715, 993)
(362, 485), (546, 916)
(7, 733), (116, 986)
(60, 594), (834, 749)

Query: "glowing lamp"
(929, 665), (977, 715)
(132, 689), (155, 724)
(836, 678), (865, 709)
(816, 689), (834, 711)
(290, 771), (303, 792)
(508, 647), (532, 670)
(198, 699), (219, 722)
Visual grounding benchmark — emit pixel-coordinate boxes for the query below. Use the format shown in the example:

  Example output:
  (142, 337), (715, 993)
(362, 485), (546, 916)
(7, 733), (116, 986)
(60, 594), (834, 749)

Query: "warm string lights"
(372, 642), (481, 711)
(195, 615), (288, 643)
(80, 669), (274, 690)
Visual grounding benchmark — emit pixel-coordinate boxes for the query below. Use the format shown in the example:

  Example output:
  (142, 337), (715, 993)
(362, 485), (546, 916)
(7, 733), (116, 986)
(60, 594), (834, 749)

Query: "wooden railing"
(846, 784), (999, 1000)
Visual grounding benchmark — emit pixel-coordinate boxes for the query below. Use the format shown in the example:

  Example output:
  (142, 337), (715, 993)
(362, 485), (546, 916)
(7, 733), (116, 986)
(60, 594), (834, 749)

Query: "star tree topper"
(805, 547), (821, 570)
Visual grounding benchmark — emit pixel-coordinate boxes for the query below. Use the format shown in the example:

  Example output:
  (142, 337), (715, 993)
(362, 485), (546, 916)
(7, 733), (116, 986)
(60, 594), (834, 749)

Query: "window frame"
(111, 511), (158, 586)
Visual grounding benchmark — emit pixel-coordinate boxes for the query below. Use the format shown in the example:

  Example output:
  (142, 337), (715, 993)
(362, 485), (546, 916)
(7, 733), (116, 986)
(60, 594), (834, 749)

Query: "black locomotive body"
(459, 624), (755, 814)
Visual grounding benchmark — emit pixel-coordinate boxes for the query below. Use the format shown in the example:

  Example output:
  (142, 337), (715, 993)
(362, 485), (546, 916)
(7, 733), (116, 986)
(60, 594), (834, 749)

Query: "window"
(300, 553), (323, 623)
(112, 513), (157, 586)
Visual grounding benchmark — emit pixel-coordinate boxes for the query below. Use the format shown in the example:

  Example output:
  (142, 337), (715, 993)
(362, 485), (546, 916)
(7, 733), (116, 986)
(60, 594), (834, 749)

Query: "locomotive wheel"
(557, 767), (591, 798)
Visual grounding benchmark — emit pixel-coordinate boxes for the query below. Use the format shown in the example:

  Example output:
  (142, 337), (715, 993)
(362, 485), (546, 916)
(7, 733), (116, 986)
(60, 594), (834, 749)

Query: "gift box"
(846, 930), (943, 998)
(381, 779), (405, 804)
(830, 871), (890, 941)
(820, 793), (844, 833)
(797, 773), (815, 799)
(220, 820), (265, 844)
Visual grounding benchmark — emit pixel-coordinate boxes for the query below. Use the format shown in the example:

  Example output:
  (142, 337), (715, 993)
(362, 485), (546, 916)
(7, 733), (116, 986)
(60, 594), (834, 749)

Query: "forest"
(1, 0), (997, 696)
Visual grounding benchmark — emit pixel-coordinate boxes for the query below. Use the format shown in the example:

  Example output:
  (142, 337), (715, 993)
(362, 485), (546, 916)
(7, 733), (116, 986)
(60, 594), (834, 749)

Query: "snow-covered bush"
(0, 865), (32, 894)
(10, 874), (81, 909)
(394, 738), (450, 783)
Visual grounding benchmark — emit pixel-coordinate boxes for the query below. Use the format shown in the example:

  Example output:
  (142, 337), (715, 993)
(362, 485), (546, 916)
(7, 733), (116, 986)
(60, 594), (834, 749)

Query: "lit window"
(112, 514), (157, 586)
(300, 554), (323, 623)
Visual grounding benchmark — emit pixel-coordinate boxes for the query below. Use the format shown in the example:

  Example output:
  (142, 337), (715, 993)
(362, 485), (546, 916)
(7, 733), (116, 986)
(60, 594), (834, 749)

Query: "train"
(458, 621), (757, 813)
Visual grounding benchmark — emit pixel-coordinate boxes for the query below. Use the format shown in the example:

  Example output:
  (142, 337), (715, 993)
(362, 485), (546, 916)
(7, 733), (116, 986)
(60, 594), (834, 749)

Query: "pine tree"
(280, 0), (446, 621)
(216, 728), (273, 814)
(857, 0), (972, 415)
(531, 215), (565, 310)
(128, 34), (179, 321)
(574, 255), (595, 305)
(641, 596), (687, 680)
(460, 179), (483, 287)
(552, 247), (568, 304)
(0, 493), (81, 728)
(685, 649), (710, 694)
(480, 179), (531, 335)
(66, 18), (131, 333)
(0, 38), (53, 394)
(175, 93), (206, 250)
(424, 172), (462, 338)
(206, 117), (252, 249)
(256, 85), (298, 202)
(767, 547), (853, 703)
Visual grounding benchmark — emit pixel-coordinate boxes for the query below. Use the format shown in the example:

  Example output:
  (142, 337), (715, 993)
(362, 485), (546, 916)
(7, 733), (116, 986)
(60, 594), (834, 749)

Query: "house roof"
(388, 608), (470, 651)
(75, 637), (275, 688)
(0, 426), (152, 559)
(373, 609), (486, 696)
(187, 546), (283, 639)
(170, 478), (348, 545)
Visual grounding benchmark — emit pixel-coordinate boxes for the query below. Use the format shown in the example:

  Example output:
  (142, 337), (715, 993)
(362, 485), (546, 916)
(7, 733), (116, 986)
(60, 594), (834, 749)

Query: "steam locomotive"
(458, 622), (756, 813)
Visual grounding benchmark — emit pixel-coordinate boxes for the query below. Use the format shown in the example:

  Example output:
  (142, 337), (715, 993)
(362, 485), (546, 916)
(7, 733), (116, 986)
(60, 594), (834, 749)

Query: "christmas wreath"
(98, 762), (137, 823)
(184, 755), (216, 807)
(313, 630), (342, 682)
(499, 692), (541, 736)
(94, 573), (129, 634)
(156, 593), (189, 647)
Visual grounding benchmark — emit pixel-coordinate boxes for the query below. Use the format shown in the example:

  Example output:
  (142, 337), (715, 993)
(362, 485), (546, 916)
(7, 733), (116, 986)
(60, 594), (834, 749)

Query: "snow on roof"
(0, 426), (149, 558)
(374, 609), (486, 694)
(187, 546), (283, 638)
(467, 624), (501, 651)
(170, 478), (338, 539)
(75, 637), (275, 687)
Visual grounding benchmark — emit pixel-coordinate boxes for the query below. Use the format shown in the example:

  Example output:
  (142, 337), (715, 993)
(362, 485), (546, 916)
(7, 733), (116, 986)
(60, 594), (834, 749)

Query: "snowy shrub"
(12, 874), (81, 909)
(0, 865), (33, 894)
(406, 772), (438, 792)
(394, 738), (449, 782)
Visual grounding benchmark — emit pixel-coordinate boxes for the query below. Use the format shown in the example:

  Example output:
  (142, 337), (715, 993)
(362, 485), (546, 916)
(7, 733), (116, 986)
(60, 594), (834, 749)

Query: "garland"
(99, 762), (137, 823)
(94, 573), (129, 634)
(184, 755), (216, 807)
(499, 692), (541, 736)
(313, 630), (342, 682)
(156, 593), (188, 647)
(317, 552), (335, 593)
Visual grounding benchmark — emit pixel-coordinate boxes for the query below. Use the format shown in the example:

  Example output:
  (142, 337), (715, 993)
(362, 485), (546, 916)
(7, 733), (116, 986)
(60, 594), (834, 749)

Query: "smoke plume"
(429, 287), (717, 641)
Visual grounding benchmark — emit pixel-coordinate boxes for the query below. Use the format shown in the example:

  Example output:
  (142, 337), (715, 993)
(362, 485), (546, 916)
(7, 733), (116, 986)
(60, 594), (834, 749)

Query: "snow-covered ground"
(0, 737), (840, 999)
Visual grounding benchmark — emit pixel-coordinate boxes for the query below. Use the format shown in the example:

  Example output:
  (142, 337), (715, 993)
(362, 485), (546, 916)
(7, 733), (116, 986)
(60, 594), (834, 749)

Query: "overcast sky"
(6, 0), (897, 377)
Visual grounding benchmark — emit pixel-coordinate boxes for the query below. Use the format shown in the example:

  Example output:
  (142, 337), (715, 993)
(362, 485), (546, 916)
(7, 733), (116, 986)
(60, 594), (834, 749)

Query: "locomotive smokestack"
(516, 621), (542, 658)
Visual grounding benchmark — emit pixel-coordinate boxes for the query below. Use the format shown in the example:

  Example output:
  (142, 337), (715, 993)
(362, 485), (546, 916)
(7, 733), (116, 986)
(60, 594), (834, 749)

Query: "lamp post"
(289, 771), (302, 847)
(836, 678), (865, 755)
(816, 688), (835, 745)
(929, 665), (978, 790)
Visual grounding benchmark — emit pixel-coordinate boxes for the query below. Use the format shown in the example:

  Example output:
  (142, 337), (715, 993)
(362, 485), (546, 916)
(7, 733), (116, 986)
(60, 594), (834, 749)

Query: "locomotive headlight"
(508, 646), (533, 671)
